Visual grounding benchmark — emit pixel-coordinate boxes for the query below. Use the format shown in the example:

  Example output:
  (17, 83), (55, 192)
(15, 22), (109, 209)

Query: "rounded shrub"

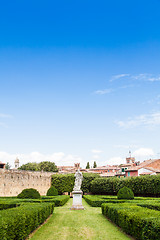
(117, 186), (134, 199)
(17, 188), (41, 199)
(47, 186), (58, 196)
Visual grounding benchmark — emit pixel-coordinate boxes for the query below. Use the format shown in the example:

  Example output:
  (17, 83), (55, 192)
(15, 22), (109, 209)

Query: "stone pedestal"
(70, 190), (84, 210)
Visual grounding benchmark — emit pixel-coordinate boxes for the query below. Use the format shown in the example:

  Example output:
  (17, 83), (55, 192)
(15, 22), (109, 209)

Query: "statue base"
(70, 190), (84, 210)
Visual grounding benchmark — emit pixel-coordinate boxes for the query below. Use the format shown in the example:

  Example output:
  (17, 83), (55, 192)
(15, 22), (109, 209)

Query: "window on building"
(122, 168), (124, 172)
(128, 172), (130, 176)
(108, 170), (109, 172)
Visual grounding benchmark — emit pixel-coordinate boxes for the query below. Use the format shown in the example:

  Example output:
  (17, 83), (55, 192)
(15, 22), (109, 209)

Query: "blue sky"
(1, 0), (160, 168)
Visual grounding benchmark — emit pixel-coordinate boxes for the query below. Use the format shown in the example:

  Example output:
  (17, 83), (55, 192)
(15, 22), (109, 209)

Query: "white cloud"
(110, 74), (130, 82)
(147, 77), (160, 82)
(114, 144), (138, 149)
(95, 73), (160, 96)
(116, 112), (160, 129)
(91, 149), (103, 154)
(93, 155), (100, 159)
(94, 89), (113, 95)
(0, 151), (84, 168)
(128, 73), (160, 82)
(133, 148), (154, 159)
(107, 157), (124, 165)
(110, 73), (160, 83)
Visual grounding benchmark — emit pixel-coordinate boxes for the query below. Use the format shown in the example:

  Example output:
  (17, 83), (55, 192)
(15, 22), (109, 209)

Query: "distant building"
(58, 163), (81, 174)
(14, 158), (20, 169)
(125, 159), (160, 177)
(88, 166), (120, 175)
(116, 156), (137, 178)
(0, 162), (5, 169)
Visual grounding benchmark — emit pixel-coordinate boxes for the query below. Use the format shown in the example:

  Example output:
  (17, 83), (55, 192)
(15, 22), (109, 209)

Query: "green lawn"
(29, 198), (133, 240)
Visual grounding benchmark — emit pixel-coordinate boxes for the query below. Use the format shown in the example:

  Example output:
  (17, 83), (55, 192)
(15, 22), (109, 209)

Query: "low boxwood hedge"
(83, 195), (151, 207)
(83, 195), (126, 207)
(0, 203), (20, 210)
(137, 201), (160, 211)
(102, 203), (160, 240)
(41, 195), (70, 206)
(0, 202), (54, 240)
(17, 188), (41, 199)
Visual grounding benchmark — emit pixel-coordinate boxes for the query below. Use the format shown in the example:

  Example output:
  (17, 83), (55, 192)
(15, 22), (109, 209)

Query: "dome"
(15, 158), (19, 163)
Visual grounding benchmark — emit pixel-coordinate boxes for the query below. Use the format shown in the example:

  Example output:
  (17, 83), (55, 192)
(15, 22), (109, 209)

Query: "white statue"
(73, 169), (83, 191)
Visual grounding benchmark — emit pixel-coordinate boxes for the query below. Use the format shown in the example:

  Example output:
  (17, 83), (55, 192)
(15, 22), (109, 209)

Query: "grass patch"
(29, 198), (132, 240)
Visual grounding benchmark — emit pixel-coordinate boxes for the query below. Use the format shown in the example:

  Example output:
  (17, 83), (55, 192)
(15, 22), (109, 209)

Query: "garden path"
(29, 198), (133, 240)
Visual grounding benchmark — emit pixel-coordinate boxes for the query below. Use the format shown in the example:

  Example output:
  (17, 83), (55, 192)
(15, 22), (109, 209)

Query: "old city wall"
(0, 169), (54, 197)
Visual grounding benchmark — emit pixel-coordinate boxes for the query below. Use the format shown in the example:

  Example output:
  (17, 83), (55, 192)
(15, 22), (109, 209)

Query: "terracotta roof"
(145, 167), (160, 173)
(58, 166), (75, 168)
(89, 166), (120, 171)
(120, 164), (133, 167)
(125, 159), (160, 172)
(100, 172), (116, 177)
(0, 162), (5, 166)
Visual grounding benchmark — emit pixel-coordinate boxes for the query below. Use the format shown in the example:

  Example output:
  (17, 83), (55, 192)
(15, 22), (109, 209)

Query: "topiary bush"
(117, 186), (134, 199)
(47, 186), (58, 196)
(17, 188), (41, 199)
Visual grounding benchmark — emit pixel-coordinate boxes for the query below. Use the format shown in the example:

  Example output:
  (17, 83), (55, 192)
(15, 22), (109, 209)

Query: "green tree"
(38, 161), (58, 172)
(86, 162), (90, 169)
(93, 161), (97, 168)
(18, 162), (39, 171)
(18, 161), (58, 172)
(5, 162), (11, 170)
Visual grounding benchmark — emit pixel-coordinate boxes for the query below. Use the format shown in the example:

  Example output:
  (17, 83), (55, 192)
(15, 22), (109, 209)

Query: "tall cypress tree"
(93, 161), (97, 168)
(86, 162), (90, 169)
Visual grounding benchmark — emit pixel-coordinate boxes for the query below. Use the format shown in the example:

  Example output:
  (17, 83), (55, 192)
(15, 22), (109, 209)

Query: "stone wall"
(0, 169), (54, 196)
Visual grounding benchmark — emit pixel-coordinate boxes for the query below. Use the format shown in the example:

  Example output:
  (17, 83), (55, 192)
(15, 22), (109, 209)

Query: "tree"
(86, 162), (90, 169)
(5, 162), (11, 170)
(18, 161), (58, 172)
(38, 161), (58, 172)
(18, 162), (39, 171)
(93, 161), (97, 168)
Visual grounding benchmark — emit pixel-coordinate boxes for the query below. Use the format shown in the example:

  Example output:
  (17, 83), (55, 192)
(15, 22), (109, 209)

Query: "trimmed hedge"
(83, 195), (150, 207)
(52, 173), (100, 194)
(102, 203), (160, 240)
(91, 174), (160, 197)
(0, 203), (20, 210)
(17, 188), (41, 199)
(41, 195), (70, 206)
(83, 195), (126, 207)
(137, 201), (160, 211)
(4, 195), (70, 207)
(52, 174), (75, 194)
(47, 186), (58, 196)
(81, 173), (100, 193)
(117, 186), (134, 199)
(90, 177), (119, 195)
(0, 202), (54, 240)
